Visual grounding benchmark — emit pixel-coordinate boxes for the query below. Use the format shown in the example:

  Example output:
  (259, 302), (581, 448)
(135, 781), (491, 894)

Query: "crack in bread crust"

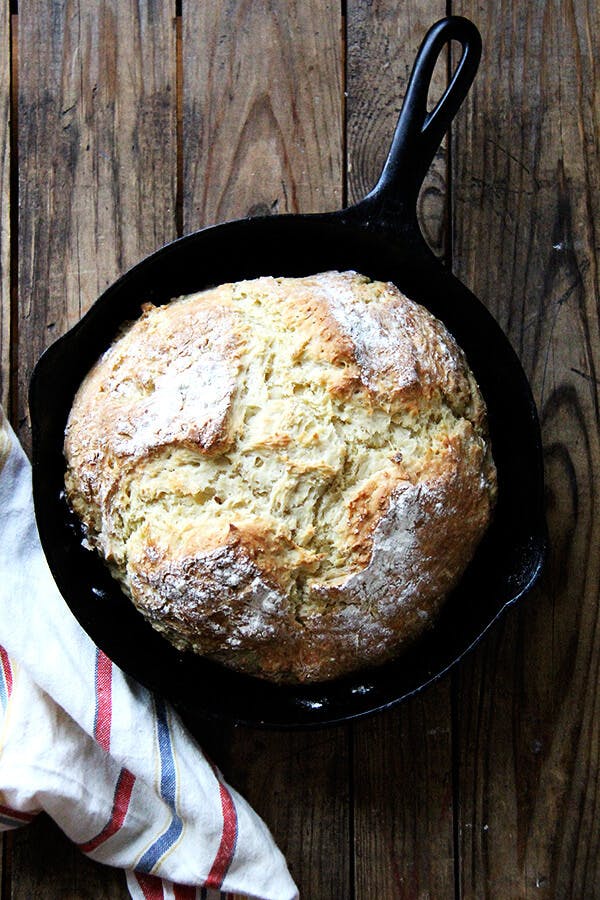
(64, 271), (497, 682)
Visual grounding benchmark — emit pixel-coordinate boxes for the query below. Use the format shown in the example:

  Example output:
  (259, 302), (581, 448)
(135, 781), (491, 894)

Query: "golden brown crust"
(64, 271), (497, 683)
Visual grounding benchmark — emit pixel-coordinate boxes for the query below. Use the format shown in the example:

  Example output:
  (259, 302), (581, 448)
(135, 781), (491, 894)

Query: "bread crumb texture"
(64, 271), (497, 682)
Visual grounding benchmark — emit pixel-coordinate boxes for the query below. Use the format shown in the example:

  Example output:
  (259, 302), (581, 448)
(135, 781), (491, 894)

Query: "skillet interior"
(30, 211), (546, 729)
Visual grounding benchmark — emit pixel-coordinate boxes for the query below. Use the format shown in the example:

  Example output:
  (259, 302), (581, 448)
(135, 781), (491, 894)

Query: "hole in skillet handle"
(344, 15), (481, 240)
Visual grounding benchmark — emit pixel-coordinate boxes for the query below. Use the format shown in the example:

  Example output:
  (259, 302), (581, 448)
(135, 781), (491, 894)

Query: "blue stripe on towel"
(136, 696), (183, 873)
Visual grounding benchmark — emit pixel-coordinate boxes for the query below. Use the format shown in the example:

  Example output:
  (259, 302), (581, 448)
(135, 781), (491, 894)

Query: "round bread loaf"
(64, 271), (497, 682)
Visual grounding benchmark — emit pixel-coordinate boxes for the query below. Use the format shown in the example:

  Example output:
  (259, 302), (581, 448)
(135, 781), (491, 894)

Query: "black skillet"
(30, 16), (546, 730)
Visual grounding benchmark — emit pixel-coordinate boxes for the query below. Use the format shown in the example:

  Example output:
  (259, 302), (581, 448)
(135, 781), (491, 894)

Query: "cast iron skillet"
(30, 16), (546, 730)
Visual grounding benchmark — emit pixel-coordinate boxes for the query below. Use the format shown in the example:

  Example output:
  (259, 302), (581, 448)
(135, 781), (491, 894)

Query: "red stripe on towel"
(204, 771), (238, 889)
(135, 873), (165, 899)
(0, 646), (13, 696)
(0, 803), (36, 822)
(78, 768), (135, 853)
(173, 885), (197, 899)
(94, 649), (113, 751)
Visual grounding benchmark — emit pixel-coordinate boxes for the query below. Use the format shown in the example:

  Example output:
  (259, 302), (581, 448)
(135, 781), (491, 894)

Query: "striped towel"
(0, 407), (298, 900)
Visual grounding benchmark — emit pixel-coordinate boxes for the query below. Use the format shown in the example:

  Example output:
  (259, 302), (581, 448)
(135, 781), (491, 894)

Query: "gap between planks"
(8, 12), (18, 426)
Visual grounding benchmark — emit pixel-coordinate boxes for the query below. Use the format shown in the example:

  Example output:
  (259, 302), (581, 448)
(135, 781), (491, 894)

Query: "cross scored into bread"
(64, 271), (497, 682)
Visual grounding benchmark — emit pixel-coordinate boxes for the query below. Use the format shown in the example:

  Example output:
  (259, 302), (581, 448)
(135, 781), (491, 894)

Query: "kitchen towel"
(0, 407), (298, 900)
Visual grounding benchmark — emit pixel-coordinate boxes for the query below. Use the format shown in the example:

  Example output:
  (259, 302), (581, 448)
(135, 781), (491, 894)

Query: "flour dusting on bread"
(64, 271), (497, 682)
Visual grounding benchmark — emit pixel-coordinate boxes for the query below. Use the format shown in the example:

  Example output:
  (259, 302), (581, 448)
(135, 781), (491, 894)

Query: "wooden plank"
(452, 2), (600, 896)
(10, 816), (129, 899)
(17, 0), (177, 452)
(12, 1), (176, 896)
(1, 1), (11, 886)
(353, 694), (455, 898)
(0, 0), (10, 412)
(182, 3), (348, 897)
(346, 3), (455, 897)
(183, 0), (343, 228)
(217, 725), (352, 900)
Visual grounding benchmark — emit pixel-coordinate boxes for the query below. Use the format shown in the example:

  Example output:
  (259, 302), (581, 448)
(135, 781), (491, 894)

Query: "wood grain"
(346, 3), (455, 896)
(182, 0), (343, 229)
(6, 1), (600, 897)
(0, 0), (10, 412)
(346, 0), (449, 255)
(182, 3), (348, 896)
(353, 694), (455, 899)
(220, 725), (352, 899)
(451, 2), (600, 897)
(10, 816), (128, 899)
(0, 2), (10, 884)
(11, 1), (176, 895)
(16, 0), (177, 452)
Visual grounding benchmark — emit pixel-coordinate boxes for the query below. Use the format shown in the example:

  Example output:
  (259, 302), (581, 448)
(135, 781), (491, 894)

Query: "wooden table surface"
(1, 1), (599, 897)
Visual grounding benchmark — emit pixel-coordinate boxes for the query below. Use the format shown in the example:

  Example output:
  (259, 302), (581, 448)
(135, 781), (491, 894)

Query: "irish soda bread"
(64, 271), (497, 682)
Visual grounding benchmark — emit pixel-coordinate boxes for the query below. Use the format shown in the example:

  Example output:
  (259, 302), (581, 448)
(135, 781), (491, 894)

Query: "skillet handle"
(352, 16), (481, 227)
